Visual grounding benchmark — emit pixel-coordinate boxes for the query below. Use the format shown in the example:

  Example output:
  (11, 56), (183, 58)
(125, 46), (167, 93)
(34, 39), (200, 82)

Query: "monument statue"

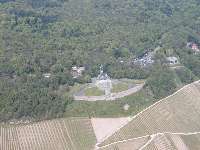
(95, 65), (112, 96)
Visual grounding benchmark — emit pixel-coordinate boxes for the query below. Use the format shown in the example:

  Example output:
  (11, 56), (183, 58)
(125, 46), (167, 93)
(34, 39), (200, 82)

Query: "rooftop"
(166, 56), (178, 62)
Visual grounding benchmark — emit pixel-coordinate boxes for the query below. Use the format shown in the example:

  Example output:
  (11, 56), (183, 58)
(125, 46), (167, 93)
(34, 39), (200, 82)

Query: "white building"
(166, 57), (179, 65)
(43, 73), (51, 78)
(71, 66), (85, 78)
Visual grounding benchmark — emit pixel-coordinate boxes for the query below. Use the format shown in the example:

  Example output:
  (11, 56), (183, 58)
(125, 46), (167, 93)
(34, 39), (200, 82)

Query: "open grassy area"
(65, 78), (197, 119)
(111, 83), (129, 93)
(64, 88), (155, 118)
(84, 87), (105, 96)
(120, 79), (146, 84)
(68, 83), (85, 95)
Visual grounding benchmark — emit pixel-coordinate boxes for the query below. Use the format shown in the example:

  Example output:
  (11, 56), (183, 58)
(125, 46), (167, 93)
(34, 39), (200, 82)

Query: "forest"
(0, 0), (200, 122)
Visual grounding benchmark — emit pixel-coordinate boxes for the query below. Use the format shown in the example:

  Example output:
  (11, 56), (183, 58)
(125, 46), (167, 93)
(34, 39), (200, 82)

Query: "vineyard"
(98, 136), (150, 150)
(181, 133), (200, 150)
(143, 133), (200, 150)
(0, 118), (96, 150)
(99, 133), (200, 150)
(98, 81), (200, 147)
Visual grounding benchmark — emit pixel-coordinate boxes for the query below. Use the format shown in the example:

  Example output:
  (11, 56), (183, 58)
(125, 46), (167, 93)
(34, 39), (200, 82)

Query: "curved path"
(74, 84), (144, 101)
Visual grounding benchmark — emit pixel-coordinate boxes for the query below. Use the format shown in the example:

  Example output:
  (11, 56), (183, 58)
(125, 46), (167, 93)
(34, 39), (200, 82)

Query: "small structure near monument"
(123, 104), (130, 111)
(71, 66), (85, 78)
(95, 65), (112, 96)
(166, 57), (179, 65)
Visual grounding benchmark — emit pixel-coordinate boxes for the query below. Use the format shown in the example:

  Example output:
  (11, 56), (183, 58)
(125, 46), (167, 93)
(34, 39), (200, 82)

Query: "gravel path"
(74, 84), (144, 101)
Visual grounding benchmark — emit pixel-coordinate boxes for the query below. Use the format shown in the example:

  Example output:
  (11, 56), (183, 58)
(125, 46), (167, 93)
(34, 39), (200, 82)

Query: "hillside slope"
(1, 81), (200, 150)
(98, 80), (200, 147)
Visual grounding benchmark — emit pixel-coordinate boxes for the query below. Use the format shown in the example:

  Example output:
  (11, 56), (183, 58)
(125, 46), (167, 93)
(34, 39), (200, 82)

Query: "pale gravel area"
(91, 117), (132, 143)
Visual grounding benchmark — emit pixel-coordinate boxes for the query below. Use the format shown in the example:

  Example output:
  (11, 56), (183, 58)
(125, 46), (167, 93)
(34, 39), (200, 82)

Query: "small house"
(191, 43), (199, 50)
(187, 42), (200, 54)
(191, 43), (200, 54)
(166, 57), (179, 65)
(133, 52), (154, 67)
(71, 66), (85, 78)
(43, 73), (51, 78)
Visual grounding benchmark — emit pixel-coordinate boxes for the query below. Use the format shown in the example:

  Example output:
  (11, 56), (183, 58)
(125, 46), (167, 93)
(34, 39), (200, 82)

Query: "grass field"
(98, 81), (200, 147)
(64, 88), (155, 118)
(111, 83), (129, 93)
(65, 79), (153, 118)
(0, 118), (96, 150)
(119, 79), (146, 84)
(84, 87), (104, 96)
(69, 83), (84, 94)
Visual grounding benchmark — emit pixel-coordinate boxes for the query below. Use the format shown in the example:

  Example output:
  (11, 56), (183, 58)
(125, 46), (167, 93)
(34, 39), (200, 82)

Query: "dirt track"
(91, 118), (132, 143)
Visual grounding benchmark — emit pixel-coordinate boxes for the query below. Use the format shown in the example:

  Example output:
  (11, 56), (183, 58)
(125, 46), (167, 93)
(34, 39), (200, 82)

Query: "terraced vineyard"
(99, 133), (200, 150)
(142, 133), (200, 150)
(98, 136), (150, 150)
(181, 133), (200, 150)
(98, 81), (200, 147)
(0, 118), (96, 150)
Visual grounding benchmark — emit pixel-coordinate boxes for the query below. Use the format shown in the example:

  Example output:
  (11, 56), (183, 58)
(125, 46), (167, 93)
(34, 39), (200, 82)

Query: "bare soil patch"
(91, 117), (132, 143)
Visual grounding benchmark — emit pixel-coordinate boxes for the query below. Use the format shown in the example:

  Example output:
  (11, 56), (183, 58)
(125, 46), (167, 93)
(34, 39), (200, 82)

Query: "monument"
(95, 65), (112, 96)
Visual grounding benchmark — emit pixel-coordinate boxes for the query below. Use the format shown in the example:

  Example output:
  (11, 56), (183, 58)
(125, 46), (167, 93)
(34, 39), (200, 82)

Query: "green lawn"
(69, 83), (85, 95)
(64, 88), (155, 118)
(64, 79), (152, 118)
(84, 87), (104, 96)
(120, 79), (146, 84)
(111, 83), (129, 93)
